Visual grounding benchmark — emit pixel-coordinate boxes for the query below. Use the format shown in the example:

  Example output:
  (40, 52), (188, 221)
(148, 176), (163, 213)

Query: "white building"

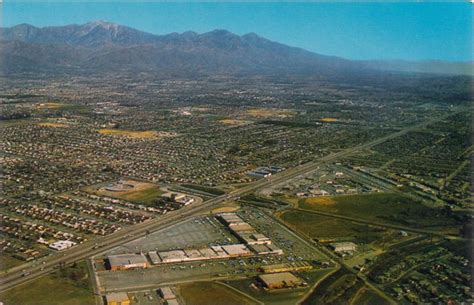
(329, 242), (357, 252)
(49, 240), (77, 251)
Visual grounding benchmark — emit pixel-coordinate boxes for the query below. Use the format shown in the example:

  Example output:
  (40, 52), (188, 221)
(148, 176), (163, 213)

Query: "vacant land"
(305, 197), (336, 205)
(351, 287), (392, 305)
(36, 102), (68, 109)
(219, 119), (253, 126)
(97, 128), (159, 139)
(0, 256), (24, 270)
(297, 193), (460, 232)
(320, 117), (338, 122)
(278, 210), (389, 243)
(181, 184), (226, 195)
(178, 281), (258, 305)
(246, 108), (294, 118)
(0, 262), (94, 305)
(302, 268), (366, 305)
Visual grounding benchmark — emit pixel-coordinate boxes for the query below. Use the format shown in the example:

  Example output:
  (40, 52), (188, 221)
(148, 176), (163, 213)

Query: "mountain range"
(1, 21), (471, 76)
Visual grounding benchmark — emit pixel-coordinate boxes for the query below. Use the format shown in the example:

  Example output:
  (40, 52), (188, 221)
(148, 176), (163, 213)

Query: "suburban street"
(0, 108), (462, 294)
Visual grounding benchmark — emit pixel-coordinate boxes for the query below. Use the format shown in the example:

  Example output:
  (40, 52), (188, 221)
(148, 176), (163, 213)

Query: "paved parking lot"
(104, 216), (238, 255)
(96, 207), (330, 292)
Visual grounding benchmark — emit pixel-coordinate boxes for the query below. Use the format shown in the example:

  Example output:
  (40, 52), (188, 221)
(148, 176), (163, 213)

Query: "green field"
(302, 267), (365, 305)
(297, 193), (459, 232)
(351, 287), (392, 305)
(178, 281), (258, 305)
(181, 184), (225, 195)
(0, 262), (94, 305)
(278, 210), (389, 243)
(0, 256), (25, 271)
(121, 187), (164, 204)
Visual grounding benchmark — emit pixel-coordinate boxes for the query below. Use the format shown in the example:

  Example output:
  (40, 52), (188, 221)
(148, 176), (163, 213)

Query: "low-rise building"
(108, 253), (148, 271)
(221, 244), (252, 257)
(105, 292), (130, 305)
(49, 240), (76, 251)
(158, 250), (188, 263)
(248, 244), (283, 255)
(258, 272), (306, 290)
(148, 251), (162, 264)
(329, 242), (357, 253)
(159, 287), (176, 300)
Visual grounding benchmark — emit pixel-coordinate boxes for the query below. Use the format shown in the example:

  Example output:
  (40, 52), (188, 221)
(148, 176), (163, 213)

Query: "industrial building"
(107, 253), (149, 271)
(258, 272), (306, 290)
(329, 242), (357, 253)
(105, 292), (130, 305)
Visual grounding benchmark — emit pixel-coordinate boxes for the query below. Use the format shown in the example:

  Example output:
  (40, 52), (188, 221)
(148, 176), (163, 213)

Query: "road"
(0, 108), (462, 293)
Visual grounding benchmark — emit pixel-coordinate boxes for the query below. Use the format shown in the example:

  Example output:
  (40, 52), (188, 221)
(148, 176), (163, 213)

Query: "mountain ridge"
(1, 21), (471, 76)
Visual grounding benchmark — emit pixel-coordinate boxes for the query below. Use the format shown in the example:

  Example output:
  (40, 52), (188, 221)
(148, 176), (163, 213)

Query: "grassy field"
(351, 287), (392, 305)
(218, 119), (253, 126)
(0, 262), (94, 305)
(178, 281), (258, 305)
(302, 267), (365, 305)
(97, 128), (159, 139)
(320, 117), (339, 122)
(297, 193), (459, 231)
(36, 102), (68, 109)
(85, 179), (163, 204)
(246, 108), (294, 118)
(181, 184), (226, 195)
(278, 210), (389, 243)
(0, 118), (35, 127)
(0, 256), (24, 270)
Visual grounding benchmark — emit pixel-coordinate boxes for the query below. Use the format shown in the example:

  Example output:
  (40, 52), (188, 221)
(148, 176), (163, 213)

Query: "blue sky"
(2, 2), (472, 61)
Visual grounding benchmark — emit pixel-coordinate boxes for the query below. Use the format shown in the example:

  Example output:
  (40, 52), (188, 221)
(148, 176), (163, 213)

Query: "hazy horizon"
(3, 2), (472, 62)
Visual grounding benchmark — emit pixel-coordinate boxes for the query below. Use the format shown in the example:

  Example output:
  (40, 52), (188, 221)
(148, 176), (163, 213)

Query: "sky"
(2, 1), (472, 61)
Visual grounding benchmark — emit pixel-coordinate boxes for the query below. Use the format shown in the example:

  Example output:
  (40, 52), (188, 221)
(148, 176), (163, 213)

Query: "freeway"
(0, 108), (462, 293)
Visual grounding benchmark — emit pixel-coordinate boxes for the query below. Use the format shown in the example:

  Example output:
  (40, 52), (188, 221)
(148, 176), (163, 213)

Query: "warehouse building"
(105, 292), (130, 305)
(329, 242), (357, 253)
(107, 253), (148, 271)
(258, 272), (306, 290)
